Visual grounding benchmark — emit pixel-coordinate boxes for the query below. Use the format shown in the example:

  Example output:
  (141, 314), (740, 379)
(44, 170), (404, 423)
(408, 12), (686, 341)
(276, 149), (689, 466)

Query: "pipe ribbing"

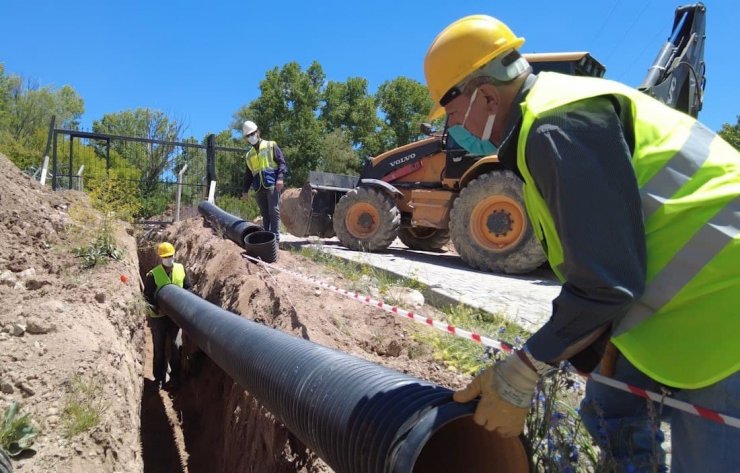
(197, 200), (261, 247)
(158, 285), (531, 472)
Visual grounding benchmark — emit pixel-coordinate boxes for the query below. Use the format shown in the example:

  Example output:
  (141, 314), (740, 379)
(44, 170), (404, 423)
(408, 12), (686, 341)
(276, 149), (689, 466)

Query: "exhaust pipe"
(197, 201), (261, 248)
(158, 285), (531, 472)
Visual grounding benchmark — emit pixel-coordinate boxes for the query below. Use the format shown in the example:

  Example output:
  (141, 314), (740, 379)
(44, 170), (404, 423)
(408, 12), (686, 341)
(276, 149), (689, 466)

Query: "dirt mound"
(153, 216), (470, 472)
(0, 153), (145, 472)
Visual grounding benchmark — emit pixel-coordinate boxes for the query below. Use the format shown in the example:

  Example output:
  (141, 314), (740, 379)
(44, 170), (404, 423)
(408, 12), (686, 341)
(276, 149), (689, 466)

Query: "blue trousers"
(580, 353), (740, 472)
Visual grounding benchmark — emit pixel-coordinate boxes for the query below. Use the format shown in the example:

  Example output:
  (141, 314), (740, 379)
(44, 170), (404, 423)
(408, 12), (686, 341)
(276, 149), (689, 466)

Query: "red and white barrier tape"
(242, 253), (740, 429)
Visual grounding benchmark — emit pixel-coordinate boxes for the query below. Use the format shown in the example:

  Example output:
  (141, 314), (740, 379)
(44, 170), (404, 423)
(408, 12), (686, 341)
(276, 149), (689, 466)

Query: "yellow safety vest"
(517, 72), (740, 389)
(246, 140), (278, 189)
(148, 263), (186, 318)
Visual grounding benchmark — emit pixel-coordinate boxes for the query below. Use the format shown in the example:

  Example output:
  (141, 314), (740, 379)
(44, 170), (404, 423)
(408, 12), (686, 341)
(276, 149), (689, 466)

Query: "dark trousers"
(149, 316), (181, 384)
(255, 186), (281, 239)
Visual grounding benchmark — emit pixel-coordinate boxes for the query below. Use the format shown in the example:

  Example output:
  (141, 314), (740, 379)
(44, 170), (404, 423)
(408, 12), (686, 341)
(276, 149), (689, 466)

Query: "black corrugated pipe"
(197, 200), (261, 248)
(158, 285), (532, 472)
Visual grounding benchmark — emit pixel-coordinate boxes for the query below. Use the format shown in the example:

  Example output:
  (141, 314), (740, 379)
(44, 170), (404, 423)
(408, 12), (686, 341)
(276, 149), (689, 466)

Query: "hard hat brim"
(428, 103), (446, 121)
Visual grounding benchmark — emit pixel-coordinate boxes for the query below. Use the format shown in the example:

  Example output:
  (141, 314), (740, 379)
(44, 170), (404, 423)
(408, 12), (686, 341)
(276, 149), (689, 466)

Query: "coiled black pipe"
(158, 285), (531, 472)
(197, 201), (261, 247)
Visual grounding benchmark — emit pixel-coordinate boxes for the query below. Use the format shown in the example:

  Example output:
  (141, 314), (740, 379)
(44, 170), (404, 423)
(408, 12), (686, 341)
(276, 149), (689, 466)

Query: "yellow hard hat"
(157, 242), (175, 258)
(424, 15), (525, 120)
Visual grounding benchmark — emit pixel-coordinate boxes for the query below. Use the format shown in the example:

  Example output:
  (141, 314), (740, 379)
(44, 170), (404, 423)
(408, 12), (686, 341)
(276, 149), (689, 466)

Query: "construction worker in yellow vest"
(241, 120), (288, 240)
(143, 242), (192, 391)
(424, 15), (739, 472)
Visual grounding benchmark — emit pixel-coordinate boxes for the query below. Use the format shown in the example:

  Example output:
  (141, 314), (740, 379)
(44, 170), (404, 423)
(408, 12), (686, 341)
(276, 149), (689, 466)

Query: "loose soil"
(1, 151), (473, 472)
(0, 152), (145, 472)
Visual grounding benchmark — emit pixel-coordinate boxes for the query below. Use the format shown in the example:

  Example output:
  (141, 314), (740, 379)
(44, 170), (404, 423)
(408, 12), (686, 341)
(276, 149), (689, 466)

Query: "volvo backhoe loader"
(281, 3), (706, 274)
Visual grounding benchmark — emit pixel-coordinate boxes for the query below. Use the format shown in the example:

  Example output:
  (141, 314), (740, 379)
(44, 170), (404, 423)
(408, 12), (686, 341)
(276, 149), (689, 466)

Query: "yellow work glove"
(453, 352), (539, 437)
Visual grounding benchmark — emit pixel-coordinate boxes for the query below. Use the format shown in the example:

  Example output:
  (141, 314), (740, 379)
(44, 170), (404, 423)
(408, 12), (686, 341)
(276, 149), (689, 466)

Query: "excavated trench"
(135, 227), (323, 473)
(134, 212), (532, 473)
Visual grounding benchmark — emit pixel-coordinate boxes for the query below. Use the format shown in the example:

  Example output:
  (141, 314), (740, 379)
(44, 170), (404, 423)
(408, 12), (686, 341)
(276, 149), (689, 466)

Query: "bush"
(74, 237), (123, 268)
(217, 193), (260, 221)
(1, 402), (37, 458)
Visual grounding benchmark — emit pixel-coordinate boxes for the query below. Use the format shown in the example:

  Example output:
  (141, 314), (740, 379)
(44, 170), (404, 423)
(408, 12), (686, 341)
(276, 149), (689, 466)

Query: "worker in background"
(144, 242), (192, 391)
(424, 15), (739, 472)
(241, 120), (288, 241)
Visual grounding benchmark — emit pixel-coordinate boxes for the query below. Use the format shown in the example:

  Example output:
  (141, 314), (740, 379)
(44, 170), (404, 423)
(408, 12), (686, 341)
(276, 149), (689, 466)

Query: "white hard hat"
(242, 120), (258, 135)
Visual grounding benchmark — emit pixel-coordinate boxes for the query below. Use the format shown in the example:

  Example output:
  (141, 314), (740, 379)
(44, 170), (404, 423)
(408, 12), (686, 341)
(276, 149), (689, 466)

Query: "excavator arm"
(638, 3), (706, 117)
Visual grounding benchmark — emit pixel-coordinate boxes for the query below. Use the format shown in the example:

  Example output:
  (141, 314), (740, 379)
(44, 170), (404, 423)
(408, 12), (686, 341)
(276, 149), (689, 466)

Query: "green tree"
(718, 116), (740, 151)
(320, 77), (380, 157)
(0, 65), (84, 170)
(375, 77), (433, 149)
(318, 129), (361, 175)
(92, 108), (184, 195)
(211, 129), (246, 195)
(232, 61), (325, 186)
(5, 80), (83, 142)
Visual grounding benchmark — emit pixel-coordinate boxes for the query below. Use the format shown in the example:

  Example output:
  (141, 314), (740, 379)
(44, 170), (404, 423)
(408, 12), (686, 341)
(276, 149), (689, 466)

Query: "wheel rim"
(345, 202), (380, 239)
(470, 195), (525, 250)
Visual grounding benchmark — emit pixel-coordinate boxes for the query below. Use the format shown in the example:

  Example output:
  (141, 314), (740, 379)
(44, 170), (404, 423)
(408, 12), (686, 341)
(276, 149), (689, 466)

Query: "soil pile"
(0, 152), (145, 472)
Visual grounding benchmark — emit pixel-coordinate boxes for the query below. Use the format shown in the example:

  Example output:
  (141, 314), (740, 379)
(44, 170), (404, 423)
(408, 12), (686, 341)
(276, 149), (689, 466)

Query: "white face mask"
(162, 257), (174, 267)
(247, 134), (259, 145)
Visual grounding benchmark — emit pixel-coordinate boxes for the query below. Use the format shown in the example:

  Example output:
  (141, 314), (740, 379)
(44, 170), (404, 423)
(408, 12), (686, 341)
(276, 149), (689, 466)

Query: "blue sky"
(2, 0), (738, 140)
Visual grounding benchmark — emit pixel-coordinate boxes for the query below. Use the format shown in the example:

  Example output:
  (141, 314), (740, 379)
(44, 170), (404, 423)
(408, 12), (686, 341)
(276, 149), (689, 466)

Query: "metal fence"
(49, 127), (251, 223)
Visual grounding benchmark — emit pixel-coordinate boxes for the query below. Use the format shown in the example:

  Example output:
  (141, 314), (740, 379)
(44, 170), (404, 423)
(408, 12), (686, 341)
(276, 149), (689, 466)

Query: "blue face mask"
(448, 125), (498, 155)
(447, 87), (498, 156)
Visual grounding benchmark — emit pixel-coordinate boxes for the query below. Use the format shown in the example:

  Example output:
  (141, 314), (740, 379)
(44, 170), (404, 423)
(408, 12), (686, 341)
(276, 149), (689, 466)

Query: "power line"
(589, 0), (623, 50)
(601, 0), (654, 67)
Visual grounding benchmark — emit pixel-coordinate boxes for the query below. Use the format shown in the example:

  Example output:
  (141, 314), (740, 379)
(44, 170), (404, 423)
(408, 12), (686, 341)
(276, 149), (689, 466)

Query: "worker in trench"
(423, 15), (739, 472)
(144, 242), (192, 391)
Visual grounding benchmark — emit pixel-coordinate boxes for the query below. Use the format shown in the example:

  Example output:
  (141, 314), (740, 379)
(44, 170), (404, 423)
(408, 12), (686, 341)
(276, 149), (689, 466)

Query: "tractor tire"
(450, 170), (545, 274)
(333, 187), (400, 252)
(399, 227), (450, 252)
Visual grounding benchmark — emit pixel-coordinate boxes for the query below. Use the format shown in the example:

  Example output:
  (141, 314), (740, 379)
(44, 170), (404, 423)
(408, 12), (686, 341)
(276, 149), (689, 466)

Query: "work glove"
(453, 352), (540, 437)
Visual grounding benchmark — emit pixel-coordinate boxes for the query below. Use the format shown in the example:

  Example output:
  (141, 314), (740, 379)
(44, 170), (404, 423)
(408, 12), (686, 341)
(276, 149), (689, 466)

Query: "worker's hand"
(453, 352), (539, 437)
(276, 179), (284, 192)
(241, 191), (249, 201)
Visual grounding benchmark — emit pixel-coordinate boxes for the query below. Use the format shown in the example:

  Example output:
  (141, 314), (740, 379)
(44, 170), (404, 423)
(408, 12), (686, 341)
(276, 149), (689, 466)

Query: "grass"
(61, 375), (105, 438)
(1, 402), (37, 457)
(419, 304), (531, 375)
(290, 244), (424, 299)
(289, 242), (623, 472)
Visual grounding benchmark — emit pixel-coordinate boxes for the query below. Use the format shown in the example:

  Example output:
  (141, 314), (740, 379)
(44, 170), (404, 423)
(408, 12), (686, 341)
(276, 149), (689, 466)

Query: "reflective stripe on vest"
(150, 263), (186, 296)
(246, 140), (277, 187)
(517, 72), (740, 389)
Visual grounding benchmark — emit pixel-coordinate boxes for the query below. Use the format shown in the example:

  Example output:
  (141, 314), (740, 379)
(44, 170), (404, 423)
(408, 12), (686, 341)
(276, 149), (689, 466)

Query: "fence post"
(105, 138), (111, 174)
(52, 131), (58, 190)
(175, 164), (188, 222)
(208, 181), (217, 204)
(68, 135), (74, 190)
(39, 155), (50, 186)
(39, 115), (56, 185)
(77, 165), (85, 191)
(206, 134), (216, 199)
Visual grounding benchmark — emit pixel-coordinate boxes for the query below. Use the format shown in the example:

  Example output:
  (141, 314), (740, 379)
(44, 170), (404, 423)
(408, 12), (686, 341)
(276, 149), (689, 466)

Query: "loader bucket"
(280, 185), (313, 237)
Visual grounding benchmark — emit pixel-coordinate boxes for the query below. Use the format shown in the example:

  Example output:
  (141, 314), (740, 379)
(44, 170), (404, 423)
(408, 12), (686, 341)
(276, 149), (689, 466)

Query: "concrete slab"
(280, 234), (560, 333)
